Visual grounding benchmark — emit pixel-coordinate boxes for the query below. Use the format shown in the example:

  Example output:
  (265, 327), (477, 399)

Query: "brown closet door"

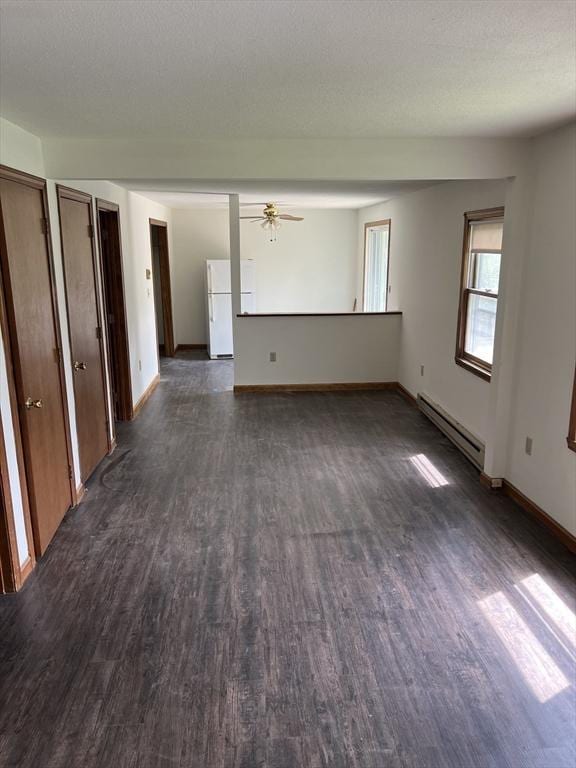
(58, 188), (109, 481)
(0, 175), (74, 555)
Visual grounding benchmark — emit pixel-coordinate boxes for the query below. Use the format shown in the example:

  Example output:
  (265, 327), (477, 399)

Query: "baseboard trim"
(396, 382), (418, 406)
(502, 480), (576, 554)
(175, 344), (207, 352)
(133, 374), (160, 418)
(234, 381), (399, 393)
(481, 473), (576, 553)
(480, 472), (503, 490)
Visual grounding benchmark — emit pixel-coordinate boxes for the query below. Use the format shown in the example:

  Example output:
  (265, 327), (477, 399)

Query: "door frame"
(362, 219), (391, 312)
(0, 272), (35, 592)
(149, 219), (175, 357)
(56, 185), (114, 458)
(0, 165), (76, 571)
(95, 199), (133, 421)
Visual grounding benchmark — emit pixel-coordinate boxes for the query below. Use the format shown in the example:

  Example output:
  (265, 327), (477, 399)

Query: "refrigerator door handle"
(207, 263), (213, 294)
(209, 294), (214, 322)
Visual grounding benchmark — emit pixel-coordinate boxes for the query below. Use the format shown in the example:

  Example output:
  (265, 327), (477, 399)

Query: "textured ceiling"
(1, 0), (575, 140)
(120, 180), (440, 209)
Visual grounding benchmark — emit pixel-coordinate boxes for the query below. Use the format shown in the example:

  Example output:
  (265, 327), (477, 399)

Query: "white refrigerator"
(206, 260), (255, 359)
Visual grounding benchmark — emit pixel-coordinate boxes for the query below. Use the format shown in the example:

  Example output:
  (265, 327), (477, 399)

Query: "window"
(455, 208), (504, 380)
(363, 220), (390, 312)
(568, 367), (576, 452)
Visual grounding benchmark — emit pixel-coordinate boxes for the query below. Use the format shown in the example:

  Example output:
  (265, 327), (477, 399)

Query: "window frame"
(455, 207), (505, 382)
(362, 219), (391, 313)
(568, 366), (576, 452)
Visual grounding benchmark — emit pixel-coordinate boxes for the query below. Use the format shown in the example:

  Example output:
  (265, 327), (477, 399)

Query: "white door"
(240, 292), (256, 314)
(207, 260), (231, 294)
(209, 293), (233, 357)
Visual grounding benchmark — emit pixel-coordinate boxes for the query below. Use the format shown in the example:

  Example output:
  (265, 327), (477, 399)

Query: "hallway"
(0, 352), (574, 768)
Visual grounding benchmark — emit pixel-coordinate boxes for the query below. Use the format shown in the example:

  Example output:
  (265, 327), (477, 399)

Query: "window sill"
(455, 356), (492, 382)
(567, 437), (576, 453)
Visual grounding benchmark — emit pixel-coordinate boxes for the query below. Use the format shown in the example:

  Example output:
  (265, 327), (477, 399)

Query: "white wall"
(243, 209), (358, 314)
(0, 118), (46, 565)
(234, 314), (401, 387)
(0, 117), (45, 177)
(357, 180), (507, 442)
(507, 123), (576, 535)
(170, 210), (228, 345)
(170, 208), (358, 344)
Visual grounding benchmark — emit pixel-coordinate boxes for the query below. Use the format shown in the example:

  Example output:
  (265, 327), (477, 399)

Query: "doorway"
(96, 199), (133, 421)
(57, 186), (111, 482)
(362, 219), (391, 312)
(149, 219), (175, 358)
(0, 166), (75, 558)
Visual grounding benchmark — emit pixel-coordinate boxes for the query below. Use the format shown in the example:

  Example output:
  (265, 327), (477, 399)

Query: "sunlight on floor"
(409, 454), (449, 487)
(478, 590), (570, 703)
(517, 573), (576, 656)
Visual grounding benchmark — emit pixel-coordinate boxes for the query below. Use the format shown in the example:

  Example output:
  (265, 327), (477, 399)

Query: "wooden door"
(96, 202), (133, 421)
(58, 186), (110, 482)
(0, 170), (74, 556)
(149, 220), (175, 357)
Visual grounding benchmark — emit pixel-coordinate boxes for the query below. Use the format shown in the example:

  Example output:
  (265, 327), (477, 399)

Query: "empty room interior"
(0, 1), (575, 767)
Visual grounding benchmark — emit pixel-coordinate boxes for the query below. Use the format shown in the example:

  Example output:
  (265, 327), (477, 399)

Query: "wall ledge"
(236, 312), (402, 318)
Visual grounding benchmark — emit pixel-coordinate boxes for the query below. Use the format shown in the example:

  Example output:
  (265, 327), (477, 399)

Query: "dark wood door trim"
(95, 199), (133, 421)
(56, 186), (114, 465)
(0, 276), (36, 591)
(0, 164), (76, 559)
(149, 219), (175, 357)
(0, 186), (38, 590)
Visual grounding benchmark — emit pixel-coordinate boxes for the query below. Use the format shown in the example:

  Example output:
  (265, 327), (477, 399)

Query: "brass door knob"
(24, 397), (43, 409)
(73, 361), (87, 371)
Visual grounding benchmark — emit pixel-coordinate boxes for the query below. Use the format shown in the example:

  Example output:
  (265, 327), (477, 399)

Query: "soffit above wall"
(120, 180), (443, 210)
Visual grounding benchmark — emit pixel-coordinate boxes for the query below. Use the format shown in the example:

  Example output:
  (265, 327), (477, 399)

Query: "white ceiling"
(121, 180), (440, 209)
(1, 1), (575, 140)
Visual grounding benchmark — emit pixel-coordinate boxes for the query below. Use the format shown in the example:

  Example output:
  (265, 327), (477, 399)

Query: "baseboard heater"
(417, 393), (485, 470)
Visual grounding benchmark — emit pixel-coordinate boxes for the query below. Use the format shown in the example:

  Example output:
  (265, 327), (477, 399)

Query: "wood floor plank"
(0, 351), (574, 767)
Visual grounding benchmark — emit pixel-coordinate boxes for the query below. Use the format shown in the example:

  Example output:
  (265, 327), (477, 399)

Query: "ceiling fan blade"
(278, 214), (304, 221)
(239, 216), (266, 220)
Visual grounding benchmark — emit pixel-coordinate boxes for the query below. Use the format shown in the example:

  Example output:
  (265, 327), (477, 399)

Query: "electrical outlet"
(269, 352), (277, 362)
(420, 365), (424, 377)
(138, 359), (142, 371)
(525, 436), (533, 456)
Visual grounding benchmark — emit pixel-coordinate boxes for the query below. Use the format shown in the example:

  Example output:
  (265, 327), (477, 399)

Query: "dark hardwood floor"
(1, 351), (575, 768)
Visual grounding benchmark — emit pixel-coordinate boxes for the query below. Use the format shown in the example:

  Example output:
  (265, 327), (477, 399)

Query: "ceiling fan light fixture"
(260, 219), (280, 230)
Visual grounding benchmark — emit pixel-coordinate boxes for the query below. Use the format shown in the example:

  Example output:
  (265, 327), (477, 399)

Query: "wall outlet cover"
(269, 352), (277, 362)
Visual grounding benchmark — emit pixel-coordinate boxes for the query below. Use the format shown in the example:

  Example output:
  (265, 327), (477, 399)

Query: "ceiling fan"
(239, 202), (303, 240)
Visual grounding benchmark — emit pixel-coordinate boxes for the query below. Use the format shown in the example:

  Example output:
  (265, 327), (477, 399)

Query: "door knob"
(73, 361), (87, 371)
(24, 397), (43, 409)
